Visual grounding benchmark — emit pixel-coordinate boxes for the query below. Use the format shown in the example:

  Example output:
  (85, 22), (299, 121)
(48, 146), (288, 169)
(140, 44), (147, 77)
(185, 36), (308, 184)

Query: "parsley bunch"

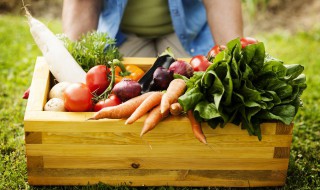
(60, 32), (122, 72)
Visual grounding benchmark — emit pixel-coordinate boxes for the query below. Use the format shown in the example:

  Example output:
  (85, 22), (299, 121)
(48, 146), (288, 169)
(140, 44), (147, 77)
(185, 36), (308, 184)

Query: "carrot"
(125, 91), (163, 125)
(91, 92), (154, 120)
(160, 79), (186, 114)
(23, 3), (86, 83)
(140, 105), (169, 137)
(187, 110), (207, 144)
(170, 102), (183, 116)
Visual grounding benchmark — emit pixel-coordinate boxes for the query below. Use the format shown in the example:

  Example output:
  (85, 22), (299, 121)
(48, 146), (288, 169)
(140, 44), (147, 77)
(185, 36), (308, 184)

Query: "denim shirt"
(97, 0), (214, 56)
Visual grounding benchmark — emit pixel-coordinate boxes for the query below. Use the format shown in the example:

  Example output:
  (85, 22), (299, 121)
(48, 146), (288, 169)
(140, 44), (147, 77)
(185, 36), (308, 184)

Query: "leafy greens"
(178, 38), (307, 140)
(59, 32), (122, 72)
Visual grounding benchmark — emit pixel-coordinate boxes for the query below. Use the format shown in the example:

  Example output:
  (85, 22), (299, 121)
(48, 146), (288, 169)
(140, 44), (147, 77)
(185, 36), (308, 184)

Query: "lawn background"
(0, 2), (319, 190)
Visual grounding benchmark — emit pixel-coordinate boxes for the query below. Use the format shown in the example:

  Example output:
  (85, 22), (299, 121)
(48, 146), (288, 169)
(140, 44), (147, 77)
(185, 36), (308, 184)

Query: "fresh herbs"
(178, 38), (307, 140)
(59, 32), (122, 72)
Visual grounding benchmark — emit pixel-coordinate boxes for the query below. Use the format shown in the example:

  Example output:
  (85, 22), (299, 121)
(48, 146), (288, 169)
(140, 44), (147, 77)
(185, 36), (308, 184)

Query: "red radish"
(22, 87), (30, 99)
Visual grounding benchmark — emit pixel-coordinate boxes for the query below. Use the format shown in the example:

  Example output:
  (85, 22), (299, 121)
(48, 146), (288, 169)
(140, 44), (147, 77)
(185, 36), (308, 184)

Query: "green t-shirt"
(120, 0), (174, 38)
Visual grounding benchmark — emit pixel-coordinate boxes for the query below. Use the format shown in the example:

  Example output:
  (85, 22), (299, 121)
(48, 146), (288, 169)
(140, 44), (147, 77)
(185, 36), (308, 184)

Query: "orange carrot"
(187, 110), (207, 144)
(125, 91), (163, 125)
(140, 105), (169, 137)
(160, 79), (186, 114)
(170, 102), (183, 116)
(91, 92), (154, 120)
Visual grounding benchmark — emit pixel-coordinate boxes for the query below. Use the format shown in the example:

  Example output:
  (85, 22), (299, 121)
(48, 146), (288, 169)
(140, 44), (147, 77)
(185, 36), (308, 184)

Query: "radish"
(23, 4), (86, 83)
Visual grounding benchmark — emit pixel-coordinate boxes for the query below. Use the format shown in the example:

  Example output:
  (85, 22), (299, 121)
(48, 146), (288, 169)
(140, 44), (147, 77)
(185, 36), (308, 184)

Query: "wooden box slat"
(24, 57), (293, 187)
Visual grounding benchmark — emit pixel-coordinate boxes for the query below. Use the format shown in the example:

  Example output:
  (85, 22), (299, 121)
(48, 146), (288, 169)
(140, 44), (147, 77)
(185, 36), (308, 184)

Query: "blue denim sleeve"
(97, 0), (127, 46)
(168, 0), (214, 56)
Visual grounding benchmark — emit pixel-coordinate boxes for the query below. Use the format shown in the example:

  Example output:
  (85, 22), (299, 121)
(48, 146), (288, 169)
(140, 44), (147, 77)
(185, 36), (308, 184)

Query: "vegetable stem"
(96, 59), (117, 100)
(115, 61), (131, 77)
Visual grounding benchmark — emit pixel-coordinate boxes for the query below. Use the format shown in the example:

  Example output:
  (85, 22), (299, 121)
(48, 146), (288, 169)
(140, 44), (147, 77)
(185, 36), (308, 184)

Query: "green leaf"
(239, 60), (254, 80)
(185, 72), (203, 91)
(262, 59), (286, 78)
(239, 80), (261, 102)
(223, 63), (233, 105)
(263, 90), (281, 105)
(256, 105), (296, 125)
(233, 92), (262, 108)
(194, 100), (221, 120)
(178, 86), (204, 111)
(226, 38), (241, 55)
(243, 42), (265, 73)
(203, 70), (225, 109)
(275, 84), (293, 100)
(284, 64), (304, 80)
(207, 118), (224, 129)
(292, 74), (307, 91)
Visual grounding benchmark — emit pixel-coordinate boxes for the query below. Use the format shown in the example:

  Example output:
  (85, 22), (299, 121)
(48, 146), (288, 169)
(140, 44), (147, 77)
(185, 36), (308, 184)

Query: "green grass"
(0, 14), (319, 190)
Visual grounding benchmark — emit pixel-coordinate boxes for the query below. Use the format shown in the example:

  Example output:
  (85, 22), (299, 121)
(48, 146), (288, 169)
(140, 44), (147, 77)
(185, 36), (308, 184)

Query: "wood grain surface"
(24, 57), (294, 187)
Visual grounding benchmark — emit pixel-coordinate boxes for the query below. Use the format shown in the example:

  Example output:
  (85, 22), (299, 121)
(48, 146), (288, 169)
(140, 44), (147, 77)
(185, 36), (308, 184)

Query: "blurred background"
(1, 0), (319, 35)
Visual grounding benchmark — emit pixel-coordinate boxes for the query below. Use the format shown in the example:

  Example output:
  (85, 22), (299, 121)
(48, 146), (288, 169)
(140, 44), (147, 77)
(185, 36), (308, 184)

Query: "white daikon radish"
(24, 6), (86, 83)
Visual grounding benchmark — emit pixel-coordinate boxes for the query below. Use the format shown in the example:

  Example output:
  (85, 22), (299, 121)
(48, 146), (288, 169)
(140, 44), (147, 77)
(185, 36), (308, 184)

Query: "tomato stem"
(96, 59), (117, 100)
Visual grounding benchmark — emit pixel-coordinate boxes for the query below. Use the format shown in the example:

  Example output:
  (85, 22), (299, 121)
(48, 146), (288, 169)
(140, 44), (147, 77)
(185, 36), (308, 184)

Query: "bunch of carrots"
(90, 79), (207, 144)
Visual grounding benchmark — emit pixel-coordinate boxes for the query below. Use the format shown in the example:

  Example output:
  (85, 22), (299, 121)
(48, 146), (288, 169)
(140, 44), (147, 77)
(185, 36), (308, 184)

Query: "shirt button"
(190, 49), (195, 53)
(172, 9), (179, 16)
(180, 34), (186, 39)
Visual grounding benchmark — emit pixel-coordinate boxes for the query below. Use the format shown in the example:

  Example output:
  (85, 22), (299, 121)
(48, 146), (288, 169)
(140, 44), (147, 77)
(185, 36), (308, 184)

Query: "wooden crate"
(24, 57), (293, 187)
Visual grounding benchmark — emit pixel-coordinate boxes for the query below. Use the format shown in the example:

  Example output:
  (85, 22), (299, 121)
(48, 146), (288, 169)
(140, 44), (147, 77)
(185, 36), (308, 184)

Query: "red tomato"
(86, 65), (110, 95)
(190, 55), (211, 71)
(240, 37), (258, 49)
(93, 94), (122, 112)
(64, 83), (93, 112)
(207, 45), (226, 59)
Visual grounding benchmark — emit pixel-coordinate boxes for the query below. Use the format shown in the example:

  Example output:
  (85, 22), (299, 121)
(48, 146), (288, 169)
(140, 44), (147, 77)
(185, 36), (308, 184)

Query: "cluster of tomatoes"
(64, 64), (144, 112)
(189, 37), (258, 72)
